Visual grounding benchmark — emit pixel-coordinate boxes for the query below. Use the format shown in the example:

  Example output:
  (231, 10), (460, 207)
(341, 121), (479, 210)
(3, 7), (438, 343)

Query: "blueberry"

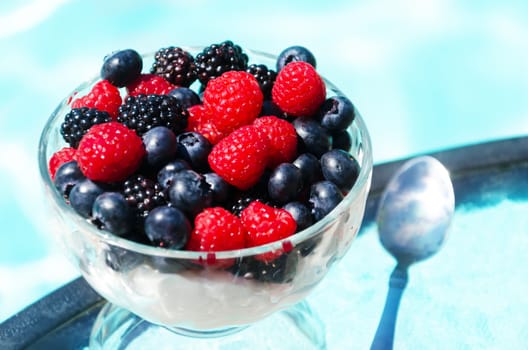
(142, 126), (177, 169)
(157, 159), (191, 189)
(167, 87), (201, 109)
(54, 160), (85, 198)
(276, 45), (316, 71)
(69, 179), (105, 218)
(176, 132), (212, 171)
(260, 100), (286, 118)
(100, 49), (143, 87)
(92, 192), (133, 236)
(320, 149), (360, 193)
(268, 163), (303, 203)
(315, 96), (355, 131)
(204, 172), (231, 205)
(168, 169), (213, 217)
(282, 201), (314, 232)
(332, 129), (352, 151)
(292, 153), (322, 187)
(144, 206), (191, 249)
(292, 117), (331, 158)
(231, 253), (298, 283)
(309, 181), (344, 221)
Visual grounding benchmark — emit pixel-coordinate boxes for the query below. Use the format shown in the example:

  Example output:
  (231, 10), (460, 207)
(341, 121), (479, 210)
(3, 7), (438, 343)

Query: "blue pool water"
(1, 0), (528, 326)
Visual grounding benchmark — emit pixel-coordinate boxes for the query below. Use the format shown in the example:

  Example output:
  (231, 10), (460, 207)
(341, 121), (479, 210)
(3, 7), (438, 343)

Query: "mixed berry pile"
(50, 41), (360, 267)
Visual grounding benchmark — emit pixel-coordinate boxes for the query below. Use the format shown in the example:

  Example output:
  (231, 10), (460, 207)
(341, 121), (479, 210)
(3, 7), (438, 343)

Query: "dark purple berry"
(282, 201), (314, 232)
(292, 153), (322, 187)
(92, 192), (133, 236)
(175, 131), (212, 171)
(309, 181), (344, 221)
(167, 169), (213, 217)
(101, 49), (143, 87)
(268, 163), (303, 203)
(316, 96), (355, 131)
(144, 206), (191, 249)
(54, 160), (85, 198)
(292, 117), (331, 158)
(204, 172), (231, 205)
(168, 87), (201, 109)
(332, 130), (352, 151)
(157, 159), (191, 189)
(276, 46), (316, 71)
(320, 149), (360, 193)
(69, 179), (105, 218)
(142, 126), (177, 169)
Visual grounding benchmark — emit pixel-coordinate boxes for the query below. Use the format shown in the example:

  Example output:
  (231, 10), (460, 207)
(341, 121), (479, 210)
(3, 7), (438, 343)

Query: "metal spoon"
(370, 156), (455, 350)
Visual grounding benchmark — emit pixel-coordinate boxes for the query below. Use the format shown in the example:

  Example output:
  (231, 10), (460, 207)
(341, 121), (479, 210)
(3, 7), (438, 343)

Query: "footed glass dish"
(38, 48), (373, 349)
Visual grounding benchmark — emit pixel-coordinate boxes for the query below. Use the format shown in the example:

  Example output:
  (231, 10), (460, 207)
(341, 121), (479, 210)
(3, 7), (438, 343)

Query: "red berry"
(186, 207), (246, 267)
(272, 61), (326, 117)
(253, 116), (298, 168)
(126, 74), (176, 96)
(241, 201), (297, 262)
(71, 80), (122, 120)
(76, 122), (145, 182)
(208, 125), (269, 190)
(49, 147), (76, 180)
(186, 105), (226, 144)
(203, 71), (263, 135)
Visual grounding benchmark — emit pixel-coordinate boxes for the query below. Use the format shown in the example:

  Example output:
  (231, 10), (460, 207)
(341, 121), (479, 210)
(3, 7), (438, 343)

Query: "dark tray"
(2, 136), (527, 350)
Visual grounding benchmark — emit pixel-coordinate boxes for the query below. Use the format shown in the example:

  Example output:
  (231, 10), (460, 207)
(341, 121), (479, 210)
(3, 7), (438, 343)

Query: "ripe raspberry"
(208, 125), (269, 190)
(186, 105), (226, 144)
(186, 207), (246, 267)
(203, 71), (263, 135)
(71, 80), (122, 120)
(76, 122), (145, 182)
(126, 74), (176, 96)
(272, 61), (326, 117)
(49, 147), (76, 180)
(240, 201), (297, 262)
(253, 116), (298, 168)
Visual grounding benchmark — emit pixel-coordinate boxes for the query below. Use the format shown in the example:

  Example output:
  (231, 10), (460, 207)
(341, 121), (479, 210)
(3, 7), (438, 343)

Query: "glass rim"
(37, 48), (373, 260)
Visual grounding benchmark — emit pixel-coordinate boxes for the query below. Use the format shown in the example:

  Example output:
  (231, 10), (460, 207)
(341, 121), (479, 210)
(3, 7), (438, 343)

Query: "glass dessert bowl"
(38, 46), (373, 348)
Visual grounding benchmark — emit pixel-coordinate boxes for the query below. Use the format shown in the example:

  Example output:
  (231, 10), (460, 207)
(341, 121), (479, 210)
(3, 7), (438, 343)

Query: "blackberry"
(60, 107), (111, 148)
(151, 47), (197, 87)
(230, 194), (272, 217)
(246, 64), (277, 99)
(117, 94), (188, 136)
(123, 174), (167, 221)
(195, 40), (248, 85)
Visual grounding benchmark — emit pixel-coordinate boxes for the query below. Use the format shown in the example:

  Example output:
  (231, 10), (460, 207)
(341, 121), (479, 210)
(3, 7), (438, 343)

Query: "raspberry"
(240, 201), (297, 262)
(49, 147), (76, 180)
(186, 207), (246, 267)
(151, 46), (197, 87)
(272, 61), (326, 117)
(208, 125), (269, 190)
(126, 74), (176, 96)
(60, 107), (112, 148)
(76, 122), (145, 182)
(195, 40), (248, 85)
(71, 80), (122, 120)
(117, 94), (188, 136)
(253, 116), (298, 168)
(203, 71), (263, 135)
(186, 105), (226, 144)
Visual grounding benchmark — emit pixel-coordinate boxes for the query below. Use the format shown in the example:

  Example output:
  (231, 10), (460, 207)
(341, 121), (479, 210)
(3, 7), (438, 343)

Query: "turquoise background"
(1, 0), (527, 338)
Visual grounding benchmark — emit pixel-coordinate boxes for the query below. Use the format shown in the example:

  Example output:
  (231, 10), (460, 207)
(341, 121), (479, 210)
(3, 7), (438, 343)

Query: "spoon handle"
(370, 264), (409, 350)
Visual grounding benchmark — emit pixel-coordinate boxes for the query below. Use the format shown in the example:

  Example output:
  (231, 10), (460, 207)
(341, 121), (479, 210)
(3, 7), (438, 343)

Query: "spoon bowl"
(376, 156), (455, 266)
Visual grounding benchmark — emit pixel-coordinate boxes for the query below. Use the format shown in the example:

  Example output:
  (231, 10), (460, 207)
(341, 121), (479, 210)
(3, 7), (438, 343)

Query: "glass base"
(89, 301), (327, 349)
